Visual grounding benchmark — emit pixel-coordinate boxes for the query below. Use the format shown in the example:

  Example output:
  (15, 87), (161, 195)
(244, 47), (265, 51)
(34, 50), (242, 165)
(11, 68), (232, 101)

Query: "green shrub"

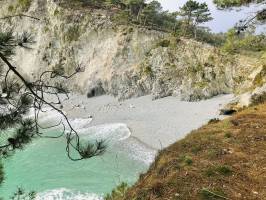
(8, 5), (15, 13)
(143, 65), (152, 75)
(213, 0), (253, 8)
(222, 29), (266, 54)
(105, 182), (128, 200)
(205, 165), (232, 177)
(112, 10), (130, 25)
(224, 132), (232, 138)
(17, 0), (32, 12)
(205, 168), (216, 177)
(185, 156), (193, 165)
(208, 118), (220, 124)
(216, 165), (232, 176)
(195, 29), (226, 47)
(191, 145), (202, 154)
(157, 39), (170, 47)
(54, 9), (60, 16)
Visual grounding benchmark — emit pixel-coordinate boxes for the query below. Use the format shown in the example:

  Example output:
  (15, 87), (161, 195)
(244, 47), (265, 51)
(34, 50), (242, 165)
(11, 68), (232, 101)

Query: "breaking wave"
(36, 188), (103, 200)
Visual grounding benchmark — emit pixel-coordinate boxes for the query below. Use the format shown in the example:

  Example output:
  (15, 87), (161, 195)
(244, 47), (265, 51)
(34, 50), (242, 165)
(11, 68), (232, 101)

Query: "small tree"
(178, 0), (212, 38)
(124, 0), (145, 22)
(140, 0), (162, 27)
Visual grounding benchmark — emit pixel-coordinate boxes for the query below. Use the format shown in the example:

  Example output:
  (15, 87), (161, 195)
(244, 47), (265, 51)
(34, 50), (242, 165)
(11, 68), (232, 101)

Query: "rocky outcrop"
(0, 0), (264, 101)
(221, 63), (266, 112)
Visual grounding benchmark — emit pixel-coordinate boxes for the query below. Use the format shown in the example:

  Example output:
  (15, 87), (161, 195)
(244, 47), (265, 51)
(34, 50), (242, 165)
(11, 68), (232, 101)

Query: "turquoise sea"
(0, 111), (154, 199)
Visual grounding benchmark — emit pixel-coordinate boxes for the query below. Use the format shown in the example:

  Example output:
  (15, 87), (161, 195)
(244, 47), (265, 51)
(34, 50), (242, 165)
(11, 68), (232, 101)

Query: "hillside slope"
(0, 0), (264, 102)
(120, 103), (266, 200)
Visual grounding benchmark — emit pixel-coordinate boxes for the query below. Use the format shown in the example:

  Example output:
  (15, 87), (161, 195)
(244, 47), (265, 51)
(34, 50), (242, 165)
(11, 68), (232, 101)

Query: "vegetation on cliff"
(0, 0), (265, 198)
(213, 0), (265, 8)
(59, 0), (216, 43)
(103, 1), (266, 198)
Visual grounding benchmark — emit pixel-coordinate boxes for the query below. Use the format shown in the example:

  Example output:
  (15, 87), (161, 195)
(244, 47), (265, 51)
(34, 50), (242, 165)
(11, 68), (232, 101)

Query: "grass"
(208, 118), (220, 124)
(105, 182), (129, 200)
(200, 188), (228, 200)
(224, 132), (232, 138)
(205, 165), (233, 177)
(122, 103), (266, 200)
(184, 156), (193, 165)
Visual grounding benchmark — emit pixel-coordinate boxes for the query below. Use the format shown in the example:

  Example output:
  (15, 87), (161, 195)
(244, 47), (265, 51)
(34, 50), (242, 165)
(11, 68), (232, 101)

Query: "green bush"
(205, 165), (233, 177)
(105, 182), (128, 200)
(157, 39), (170, 47)
(17, 0), (32, 12)
(213, 0), (252, 8)
(216, 165), (232, 176)
(224, 132), (232, 138)
(112, 10), (130, 25)
(195, 29), (226, 47)
(222, 29), (266, 53)
(8, 5), (15, 13)
(185, 156), (193, 165)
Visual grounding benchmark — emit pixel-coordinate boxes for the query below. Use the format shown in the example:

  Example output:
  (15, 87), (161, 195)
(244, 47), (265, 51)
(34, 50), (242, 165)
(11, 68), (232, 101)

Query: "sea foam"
(26, 108), (131, 143)
(36, 188), (103, 200)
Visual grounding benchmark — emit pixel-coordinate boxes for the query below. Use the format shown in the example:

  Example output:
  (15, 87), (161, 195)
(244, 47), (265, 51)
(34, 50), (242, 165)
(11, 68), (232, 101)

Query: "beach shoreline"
(60, 94), (234, 150)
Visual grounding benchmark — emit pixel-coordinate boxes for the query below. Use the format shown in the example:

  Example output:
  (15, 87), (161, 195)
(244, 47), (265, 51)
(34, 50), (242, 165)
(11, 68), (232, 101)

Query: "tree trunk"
(137, 5), (142, 23)
(184, 11), (192, 36)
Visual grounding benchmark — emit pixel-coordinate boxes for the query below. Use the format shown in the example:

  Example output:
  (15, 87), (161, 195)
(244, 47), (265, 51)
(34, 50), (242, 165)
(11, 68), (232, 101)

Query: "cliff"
(0, 0), (264, 103)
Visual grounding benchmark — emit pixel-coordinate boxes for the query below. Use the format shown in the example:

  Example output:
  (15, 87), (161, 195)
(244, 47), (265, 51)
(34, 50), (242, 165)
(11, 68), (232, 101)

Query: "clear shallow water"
(0, 95), (233, 199)
(0, 110), (153, 200)
(0, 135), (149, 199)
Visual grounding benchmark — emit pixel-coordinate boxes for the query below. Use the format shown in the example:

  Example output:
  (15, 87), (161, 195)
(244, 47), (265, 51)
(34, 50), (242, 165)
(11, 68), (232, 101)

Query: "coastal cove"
(0, 94), (233, 199)
(0, 0), (265, 199)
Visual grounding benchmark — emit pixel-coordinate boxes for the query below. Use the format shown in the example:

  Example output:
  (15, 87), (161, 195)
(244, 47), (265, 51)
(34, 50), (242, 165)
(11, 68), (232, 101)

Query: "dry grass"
(124, 103), (266, 200)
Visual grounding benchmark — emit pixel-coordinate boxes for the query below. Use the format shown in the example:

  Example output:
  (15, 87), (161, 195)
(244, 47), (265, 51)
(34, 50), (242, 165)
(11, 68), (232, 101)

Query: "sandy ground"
(59, 94), (234, 150)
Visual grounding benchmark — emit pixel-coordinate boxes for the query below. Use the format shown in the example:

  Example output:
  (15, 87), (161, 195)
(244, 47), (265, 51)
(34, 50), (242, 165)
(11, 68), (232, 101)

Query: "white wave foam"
(26, 108), (131, 142)
(36, 188), (103, 200)
(27, 107), (151, 164)
(26, 108), (92, 130)
(79, 123), (131, 143)
(120, 138), (156, 165)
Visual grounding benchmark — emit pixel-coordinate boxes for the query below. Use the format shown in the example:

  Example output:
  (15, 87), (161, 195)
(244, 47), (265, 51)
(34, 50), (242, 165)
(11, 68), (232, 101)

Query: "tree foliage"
(0, 15), (106, 191)
(222, 28), (266, 53)
(63, 0), (179, 31)
(213, 0), (266, 32)
(178, 0), (212, 38)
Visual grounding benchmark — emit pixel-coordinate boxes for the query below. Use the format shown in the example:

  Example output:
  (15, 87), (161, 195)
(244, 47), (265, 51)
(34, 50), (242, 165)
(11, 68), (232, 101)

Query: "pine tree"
(0, 16), (106, 189)
(178, 0), (212, 38)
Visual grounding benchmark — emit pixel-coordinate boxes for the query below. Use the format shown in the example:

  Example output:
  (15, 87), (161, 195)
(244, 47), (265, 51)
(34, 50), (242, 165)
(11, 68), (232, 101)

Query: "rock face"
(0, 0), (264, 101)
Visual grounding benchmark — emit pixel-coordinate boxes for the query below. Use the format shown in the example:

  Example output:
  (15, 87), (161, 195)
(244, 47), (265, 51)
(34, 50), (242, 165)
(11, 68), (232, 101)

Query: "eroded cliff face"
(0, 0), (264, 102)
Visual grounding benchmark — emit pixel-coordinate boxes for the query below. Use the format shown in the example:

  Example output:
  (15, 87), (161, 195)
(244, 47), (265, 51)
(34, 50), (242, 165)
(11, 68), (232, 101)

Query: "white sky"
(151, 0), (265, 33)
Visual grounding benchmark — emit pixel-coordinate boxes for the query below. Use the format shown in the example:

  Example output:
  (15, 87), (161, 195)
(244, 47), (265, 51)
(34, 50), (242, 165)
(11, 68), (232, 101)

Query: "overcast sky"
(153, 0), (265, 33)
